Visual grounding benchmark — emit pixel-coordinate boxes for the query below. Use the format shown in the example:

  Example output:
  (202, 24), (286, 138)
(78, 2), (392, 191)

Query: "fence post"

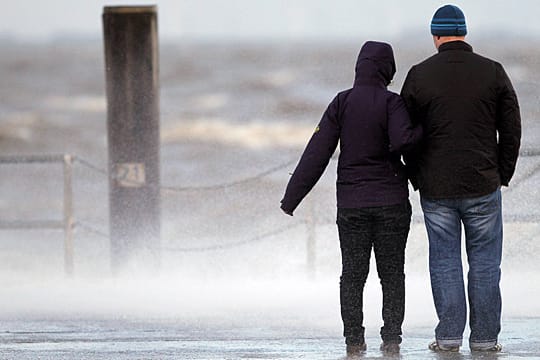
(63, 154), (74, 276)
(103, 6), (161, 273)
(306, 198), (316, 279)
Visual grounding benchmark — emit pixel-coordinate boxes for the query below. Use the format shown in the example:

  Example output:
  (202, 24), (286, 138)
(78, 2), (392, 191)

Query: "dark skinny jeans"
(337, 201), (411, 345)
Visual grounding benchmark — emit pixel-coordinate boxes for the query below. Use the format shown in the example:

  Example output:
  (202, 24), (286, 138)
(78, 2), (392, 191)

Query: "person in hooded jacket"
(280, 41), (422, 355)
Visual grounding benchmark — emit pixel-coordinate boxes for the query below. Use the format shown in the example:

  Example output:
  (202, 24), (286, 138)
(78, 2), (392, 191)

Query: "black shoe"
(346, 343), (367, 356)
(380, 342), (400, 354)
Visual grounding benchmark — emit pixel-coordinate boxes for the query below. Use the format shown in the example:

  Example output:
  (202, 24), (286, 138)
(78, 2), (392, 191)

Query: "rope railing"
(160, 159), (297, 193)
(0, 154), (66, 164)
(73, 156), (298, 192)
(61, 155), (309, 253)
(519, 148), (540, 157)
(74, 220), (110, 239)
(72, 147), (540, 192)
(0, 219), (64, 230)
(73, 156), (108, 176)
(74, 218), (309, 253)
(162, 221), (307, 252)
(2, 150), (540, 269)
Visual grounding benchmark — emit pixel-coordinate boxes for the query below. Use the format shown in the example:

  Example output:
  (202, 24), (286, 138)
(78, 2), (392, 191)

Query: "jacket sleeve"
(280, 96), (340, 215)
(400, 66), (422, 190)
(400, 66), (421, 126)
(387, 93), (423, 155)
(495, 62), (521, 186)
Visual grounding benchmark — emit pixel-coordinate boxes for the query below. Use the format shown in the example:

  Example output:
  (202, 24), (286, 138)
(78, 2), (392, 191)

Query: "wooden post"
(63, 154), (74, 276)
(103, 6), (161, 273)
(306, 198), (316, 280)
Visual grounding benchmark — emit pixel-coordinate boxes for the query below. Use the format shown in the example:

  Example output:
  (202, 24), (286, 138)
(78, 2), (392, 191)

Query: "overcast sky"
(1, 0), (539, 41)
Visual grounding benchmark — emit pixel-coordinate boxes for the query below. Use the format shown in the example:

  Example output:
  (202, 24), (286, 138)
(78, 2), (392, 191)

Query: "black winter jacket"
(280, 41), (422, 215)
(401, 41), (521, 199)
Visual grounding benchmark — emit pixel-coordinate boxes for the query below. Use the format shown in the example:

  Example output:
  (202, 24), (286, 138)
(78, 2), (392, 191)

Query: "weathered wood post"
(102, 6), (161, 273)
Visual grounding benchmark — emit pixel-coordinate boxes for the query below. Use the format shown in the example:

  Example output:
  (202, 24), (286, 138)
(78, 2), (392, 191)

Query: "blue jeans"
(420, 188), (502, 349)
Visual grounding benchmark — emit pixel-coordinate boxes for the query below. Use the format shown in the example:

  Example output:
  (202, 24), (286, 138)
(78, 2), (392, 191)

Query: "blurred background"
(0, 1), (539, 358)
(2, 0), (540, 41)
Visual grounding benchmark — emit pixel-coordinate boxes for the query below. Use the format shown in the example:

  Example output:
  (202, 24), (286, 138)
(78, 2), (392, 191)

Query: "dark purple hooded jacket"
(281, 41), (422, 215)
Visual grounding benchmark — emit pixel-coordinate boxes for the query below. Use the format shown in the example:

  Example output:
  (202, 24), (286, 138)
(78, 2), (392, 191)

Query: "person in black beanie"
(401, 4), (521, 353)
(281, 41), (422, 356)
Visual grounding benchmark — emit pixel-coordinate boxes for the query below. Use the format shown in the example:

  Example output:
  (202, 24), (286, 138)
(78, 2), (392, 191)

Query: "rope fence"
(162, 221), (306, 253)
(72, 155), (306, 252)
(72, 147), (540, 194)
(1, 149), (540, 274)
(74, 155), (298, 192)
(74, 220), (110, 240)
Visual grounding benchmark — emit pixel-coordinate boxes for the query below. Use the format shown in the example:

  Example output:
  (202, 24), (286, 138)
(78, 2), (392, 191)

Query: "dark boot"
(346, 343), (367, 357)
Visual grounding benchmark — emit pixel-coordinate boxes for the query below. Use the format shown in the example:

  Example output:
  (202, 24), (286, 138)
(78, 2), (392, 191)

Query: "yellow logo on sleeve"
(314, 126), (320, 134)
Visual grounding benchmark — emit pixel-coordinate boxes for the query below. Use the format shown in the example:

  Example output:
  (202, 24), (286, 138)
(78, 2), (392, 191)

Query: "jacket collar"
(438, 40), (473, 53)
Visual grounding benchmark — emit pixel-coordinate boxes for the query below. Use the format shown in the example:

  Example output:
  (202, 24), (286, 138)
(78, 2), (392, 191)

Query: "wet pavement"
(0, 317), (538, 359)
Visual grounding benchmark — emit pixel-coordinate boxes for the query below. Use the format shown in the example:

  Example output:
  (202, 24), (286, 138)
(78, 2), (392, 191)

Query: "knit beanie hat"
(431, 4), (467, 36)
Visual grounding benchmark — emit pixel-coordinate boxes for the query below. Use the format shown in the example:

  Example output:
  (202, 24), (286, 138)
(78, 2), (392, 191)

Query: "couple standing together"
(280, 4), (521, 356)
